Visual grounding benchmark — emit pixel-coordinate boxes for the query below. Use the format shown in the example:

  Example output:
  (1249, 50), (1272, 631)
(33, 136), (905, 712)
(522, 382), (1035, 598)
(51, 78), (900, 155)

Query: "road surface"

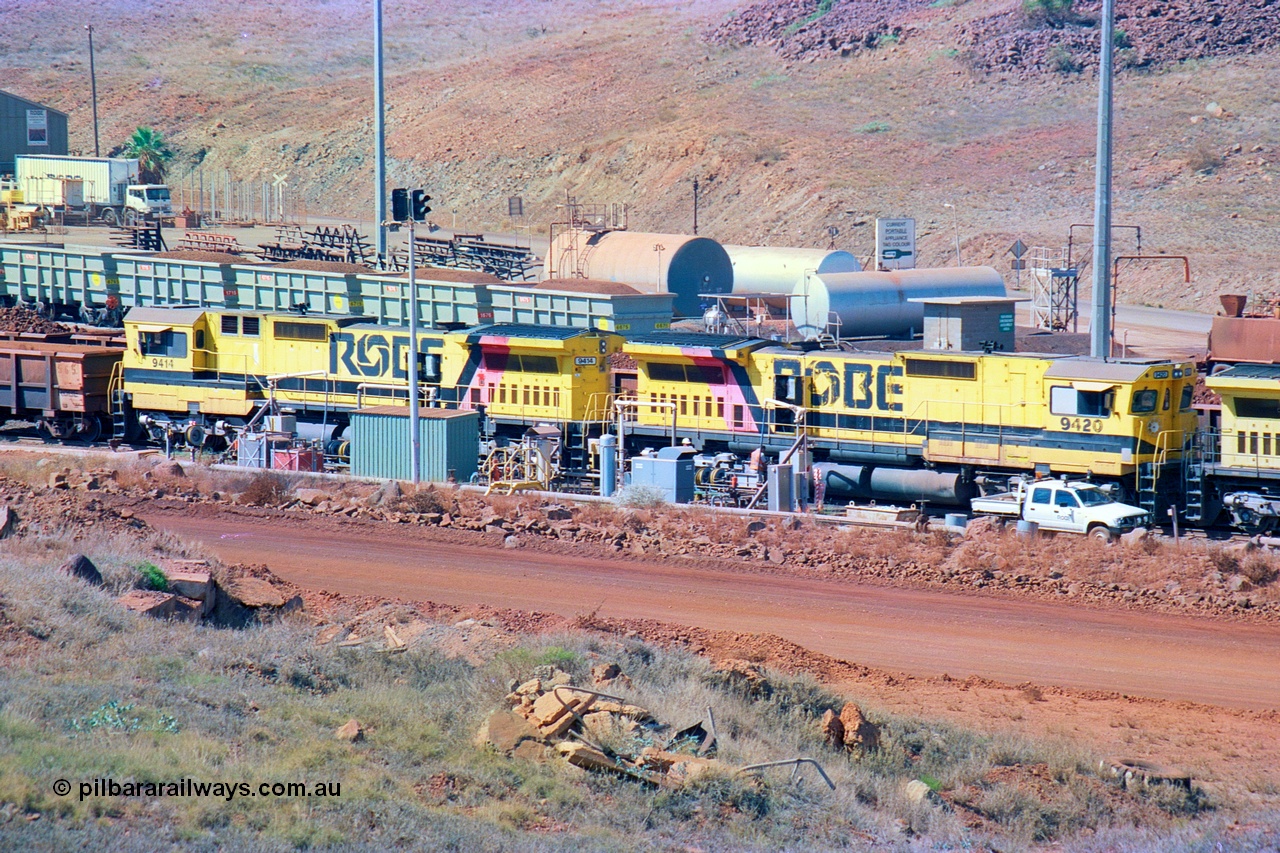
(146, 510), (1280, 711)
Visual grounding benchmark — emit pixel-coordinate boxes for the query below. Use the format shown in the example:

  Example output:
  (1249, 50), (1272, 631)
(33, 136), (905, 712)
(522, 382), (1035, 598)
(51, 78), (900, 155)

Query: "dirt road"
(145, 509), (1280, 711)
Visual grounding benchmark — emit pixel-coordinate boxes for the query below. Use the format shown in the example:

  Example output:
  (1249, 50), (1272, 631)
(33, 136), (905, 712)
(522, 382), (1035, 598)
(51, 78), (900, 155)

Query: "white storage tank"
(723, 245), (861, 295)
(544, 230), (732, 317)
(790, 266), (1006, 339)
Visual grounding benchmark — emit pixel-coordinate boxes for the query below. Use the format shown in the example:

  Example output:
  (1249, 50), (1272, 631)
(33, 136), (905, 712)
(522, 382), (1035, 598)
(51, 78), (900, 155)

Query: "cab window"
(1162, 389), (1171, 411)
(1131, 389), (1157, 413)
(1050, 386), (1112, 417)
(1030, 487), (1052, 505)
(140, 330), (187, 358)
(1180, 385), (1193, 411)
(1054, 491), (1080, 508)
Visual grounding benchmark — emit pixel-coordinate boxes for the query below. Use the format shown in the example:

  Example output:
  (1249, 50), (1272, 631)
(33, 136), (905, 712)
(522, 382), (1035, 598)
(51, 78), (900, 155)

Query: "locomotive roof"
(624, 331), (767, 349)
(1042, 358), (1182, 382)
(464, 324), (600, 341)
(1208, 364), (1280, 380)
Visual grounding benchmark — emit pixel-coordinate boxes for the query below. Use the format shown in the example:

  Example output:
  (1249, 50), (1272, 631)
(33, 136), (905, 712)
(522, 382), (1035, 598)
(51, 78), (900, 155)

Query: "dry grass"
(0, 520), (1249, 850)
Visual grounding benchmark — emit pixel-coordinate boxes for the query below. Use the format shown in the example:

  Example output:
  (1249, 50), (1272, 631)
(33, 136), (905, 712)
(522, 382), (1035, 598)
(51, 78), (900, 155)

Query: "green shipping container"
(350, 406), (479, 483)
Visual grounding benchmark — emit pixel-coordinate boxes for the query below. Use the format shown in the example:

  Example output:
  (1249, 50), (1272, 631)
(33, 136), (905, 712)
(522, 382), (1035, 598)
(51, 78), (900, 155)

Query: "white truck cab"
(125, 184), (172, 220)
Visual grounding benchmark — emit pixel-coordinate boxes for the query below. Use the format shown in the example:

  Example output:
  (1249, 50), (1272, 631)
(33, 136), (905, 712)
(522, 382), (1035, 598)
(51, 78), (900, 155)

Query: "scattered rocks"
(821, 708), (845, 748)
(335, 719), (364, 743)
(118, 590), (180, 620)
(153, 460), (186, 479)
(904, 779), (937, 804)
(0, 506), (16, 539)
(709, 659), (773, 699)
(368, 480), (403, 507)
(294, 488), (328, 507)
(838, 702), (880, 752)
(475, 710), (538, 753)
(59, 554), (103, 587)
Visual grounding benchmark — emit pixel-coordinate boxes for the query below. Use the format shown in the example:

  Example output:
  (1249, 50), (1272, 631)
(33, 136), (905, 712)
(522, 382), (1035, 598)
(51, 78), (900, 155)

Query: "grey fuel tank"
(789, 265), (1006, 339)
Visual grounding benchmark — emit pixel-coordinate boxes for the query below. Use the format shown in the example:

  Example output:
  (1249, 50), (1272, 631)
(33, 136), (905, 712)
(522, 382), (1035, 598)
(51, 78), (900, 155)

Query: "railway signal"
(411, 190), (432, 221)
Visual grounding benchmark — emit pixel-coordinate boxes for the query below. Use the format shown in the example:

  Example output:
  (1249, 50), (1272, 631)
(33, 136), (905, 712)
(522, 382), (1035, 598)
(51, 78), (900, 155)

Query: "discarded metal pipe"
(738, 758), (836, 791)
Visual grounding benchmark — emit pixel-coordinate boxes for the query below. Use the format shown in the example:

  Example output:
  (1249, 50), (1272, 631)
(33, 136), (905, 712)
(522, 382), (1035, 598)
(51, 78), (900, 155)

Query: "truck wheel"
(124, 209), (139, 227)
(101, 208), (118, 227)
(1089, 526), (1115, 543)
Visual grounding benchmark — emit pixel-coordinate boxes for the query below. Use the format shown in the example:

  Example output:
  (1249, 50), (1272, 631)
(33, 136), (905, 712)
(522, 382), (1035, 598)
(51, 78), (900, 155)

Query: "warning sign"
(875, 218), (916, 270)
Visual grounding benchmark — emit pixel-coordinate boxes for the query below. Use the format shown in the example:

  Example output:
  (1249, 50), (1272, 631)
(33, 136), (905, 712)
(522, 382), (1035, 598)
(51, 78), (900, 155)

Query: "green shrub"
(136, 562), (168, 592)
(1046, 44), (1080, 74)
(1022, 0), (1075, 25)
(854, 121), (891, 134)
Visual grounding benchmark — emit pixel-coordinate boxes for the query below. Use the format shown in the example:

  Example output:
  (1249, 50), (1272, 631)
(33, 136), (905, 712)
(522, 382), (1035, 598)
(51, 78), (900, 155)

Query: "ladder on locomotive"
(1181, 432), (1208, 525)
(108, 361), (129, 441)
(1136, 429), (1187, 522)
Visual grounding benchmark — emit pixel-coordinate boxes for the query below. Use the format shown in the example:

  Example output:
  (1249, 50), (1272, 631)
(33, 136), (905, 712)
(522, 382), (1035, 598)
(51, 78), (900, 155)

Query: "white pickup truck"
(970, 479), (1151, 541)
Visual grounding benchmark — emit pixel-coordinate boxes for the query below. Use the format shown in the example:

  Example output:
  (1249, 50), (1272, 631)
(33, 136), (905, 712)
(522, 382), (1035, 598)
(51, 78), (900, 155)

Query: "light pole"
(943, 202), (961, 265)
(85, 25), (99, 157)
(1090, 0), (1117, 360)
(374, 0), (387, 264)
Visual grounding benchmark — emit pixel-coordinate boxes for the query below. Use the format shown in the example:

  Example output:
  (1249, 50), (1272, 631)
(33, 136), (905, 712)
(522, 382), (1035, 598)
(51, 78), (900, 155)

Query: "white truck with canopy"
(14, 155), (171, 226)
(970, 479), (1150, 541)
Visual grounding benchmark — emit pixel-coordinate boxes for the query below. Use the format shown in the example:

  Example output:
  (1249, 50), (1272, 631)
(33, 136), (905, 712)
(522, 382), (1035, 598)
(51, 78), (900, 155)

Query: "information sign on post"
(875, 217), (916, 270)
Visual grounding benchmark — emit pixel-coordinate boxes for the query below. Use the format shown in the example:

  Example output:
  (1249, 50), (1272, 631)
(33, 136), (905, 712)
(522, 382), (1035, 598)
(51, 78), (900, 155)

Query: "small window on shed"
(221, 315), (238, 335)
(242, 316), (260, 337)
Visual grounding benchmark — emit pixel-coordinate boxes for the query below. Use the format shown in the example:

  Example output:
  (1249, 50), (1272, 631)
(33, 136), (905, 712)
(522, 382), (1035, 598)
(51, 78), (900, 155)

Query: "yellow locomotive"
(115, 306), (1198, 514)
(622, 331), (1197, 510)
(117, 307), (615, 445)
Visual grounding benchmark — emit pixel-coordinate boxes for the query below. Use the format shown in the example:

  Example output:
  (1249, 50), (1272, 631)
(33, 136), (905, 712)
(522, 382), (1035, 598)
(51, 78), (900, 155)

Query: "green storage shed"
(349, 406), (479, 483)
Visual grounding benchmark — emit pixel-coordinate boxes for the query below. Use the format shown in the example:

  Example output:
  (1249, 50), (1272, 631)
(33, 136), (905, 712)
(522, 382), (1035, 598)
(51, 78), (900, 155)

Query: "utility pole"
(407, 216), (420, 484)
(692, 177), (699, 235)
(85, 25), (99, 157)
(374, 0), (387, 264)
(1090, 0), (1116, 360)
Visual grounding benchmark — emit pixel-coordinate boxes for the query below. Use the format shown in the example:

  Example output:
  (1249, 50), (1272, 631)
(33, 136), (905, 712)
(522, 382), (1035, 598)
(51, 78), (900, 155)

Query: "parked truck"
(14, 155), (171, 226)
(970, 478), (1150, 541)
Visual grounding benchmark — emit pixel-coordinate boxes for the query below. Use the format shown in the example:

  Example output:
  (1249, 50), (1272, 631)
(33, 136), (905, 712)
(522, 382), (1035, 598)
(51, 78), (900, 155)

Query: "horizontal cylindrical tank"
(544, 230), (732, 317)
(790, 266), (1006, 339)
(820, 464), (974, 506)
(723, 245), (861, 295)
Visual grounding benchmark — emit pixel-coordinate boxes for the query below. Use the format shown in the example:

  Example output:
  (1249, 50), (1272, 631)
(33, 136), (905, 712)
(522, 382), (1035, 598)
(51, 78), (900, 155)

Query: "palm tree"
(120, 126), (174, 183)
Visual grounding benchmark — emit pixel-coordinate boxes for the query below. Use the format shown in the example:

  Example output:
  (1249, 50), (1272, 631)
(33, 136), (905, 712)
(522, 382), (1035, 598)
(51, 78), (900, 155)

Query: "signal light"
(391, 188), (409, 222)
(411, 190), (432, 221)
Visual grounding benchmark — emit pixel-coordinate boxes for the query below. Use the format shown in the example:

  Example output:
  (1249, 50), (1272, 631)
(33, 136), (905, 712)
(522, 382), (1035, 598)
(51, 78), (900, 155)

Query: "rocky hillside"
(3, 0), (1279, 312)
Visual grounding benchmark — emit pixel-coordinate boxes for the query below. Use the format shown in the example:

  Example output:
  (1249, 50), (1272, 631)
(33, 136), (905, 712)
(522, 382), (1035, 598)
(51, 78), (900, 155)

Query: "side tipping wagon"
(0, 340), (122, 442)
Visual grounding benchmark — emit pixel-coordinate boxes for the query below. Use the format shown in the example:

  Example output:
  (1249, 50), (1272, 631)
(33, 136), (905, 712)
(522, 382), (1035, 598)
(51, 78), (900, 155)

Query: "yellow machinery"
(118, 308), (621, 449)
